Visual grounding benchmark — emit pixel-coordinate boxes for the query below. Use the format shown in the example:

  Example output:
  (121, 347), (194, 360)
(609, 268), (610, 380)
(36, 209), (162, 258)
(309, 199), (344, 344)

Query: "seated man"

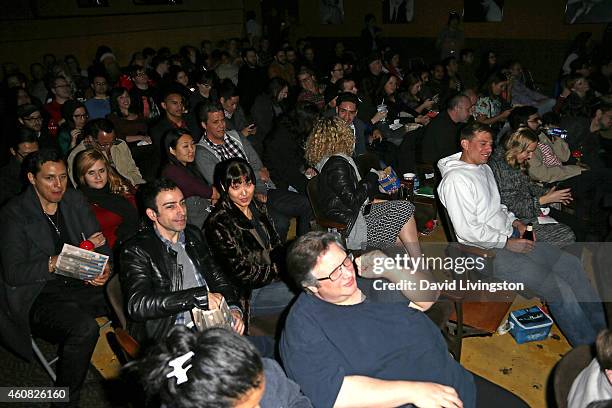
(421, 93), (473, 165)
(437, 123), (606, 346)
(281, 231), (528, 408)
(119, 178), (243, 346)
(507, 61), (556, 115)
(568, 329), (612, 407)
(67, 118), (145, 187)
(17, 104), (57, 149)
(0, 148), (111, 407)
(195, 102), (312, 240)
(0, 128), (39, 206)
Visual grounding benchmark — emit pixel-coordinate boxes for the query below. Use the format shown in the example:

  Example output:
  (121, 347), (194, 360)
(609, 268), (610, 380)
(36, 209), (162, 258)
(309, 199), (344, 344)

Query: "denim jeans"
(250, 281), (296, 316)
(493, 243), (606, 346)
(267, 189), (313, 241)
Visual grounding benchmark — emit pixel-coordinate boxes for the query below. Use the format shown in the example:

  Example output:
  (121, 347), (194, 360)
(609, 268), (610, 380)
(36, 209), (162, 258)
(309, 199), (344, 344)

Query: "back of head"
(304, 116), (354, 166)
(125, 326), (263, 408)
(12, 127), (38, 151)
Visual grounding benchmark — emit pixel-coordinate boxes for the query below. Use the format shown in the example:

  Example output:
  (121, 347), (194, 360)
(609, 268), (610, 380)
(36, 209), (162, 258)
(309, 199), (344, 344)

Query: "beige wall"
(0, 0), (244, 73)
(293, 0), (606, 41)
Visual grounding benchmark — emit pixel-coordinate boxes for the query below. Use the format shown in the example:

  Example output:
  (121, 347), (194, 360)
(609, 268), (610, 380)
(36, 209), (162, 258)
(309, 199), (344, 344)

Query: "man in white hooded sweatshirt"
(437, 122), (605, 347)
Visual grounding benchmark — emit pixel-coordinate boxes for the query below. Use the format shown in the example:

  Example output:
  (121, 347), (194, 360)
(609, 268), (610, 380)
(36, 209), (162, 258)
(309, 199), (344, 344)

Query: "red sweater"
(90, 194), (137, 249)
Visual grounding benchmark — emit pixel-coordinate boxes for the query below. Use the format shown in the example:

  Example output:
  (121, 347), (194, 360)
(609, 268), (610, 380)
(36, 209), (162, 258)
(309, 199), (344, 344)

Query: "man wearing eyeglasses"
(17, 104), (57, 149)
(43, 76), (73, 125)
(67, 118), (145, 187)
(281, 231), (529, 408)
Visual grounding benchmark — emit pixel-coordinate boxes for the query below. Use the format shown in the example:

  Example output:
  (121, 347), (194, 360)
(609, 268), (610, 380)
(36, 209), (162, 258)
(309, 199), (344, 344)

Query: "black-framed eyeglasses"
(73, 114), (89, 119)
(24, 115), (43, 122)
(317, 253), (354, 282)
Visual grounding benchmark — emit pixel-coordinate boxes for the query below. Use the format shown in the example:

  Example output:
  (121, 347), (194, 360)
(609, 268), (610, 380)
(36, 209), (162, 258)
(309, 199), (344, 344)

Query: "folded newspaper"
(191, 297), (234, 331)
(55, 244), (109, 280)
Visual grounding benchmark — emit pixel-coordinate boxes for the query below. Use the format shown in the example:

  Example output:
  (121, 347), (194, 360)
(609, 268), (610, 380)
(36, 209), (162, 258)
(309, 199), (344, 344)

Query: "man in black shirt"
(0, 149), (110, 407)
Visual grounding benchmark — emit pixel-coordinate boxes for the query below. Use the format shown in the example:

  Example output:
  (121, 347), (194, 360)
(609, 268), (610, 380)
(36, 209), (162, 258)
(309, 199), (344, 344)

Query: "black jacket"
(119, 224), (240, 345)
(263, 122), (309, 193)
(0, 187), (110, 360)
(316, 155), (378, 227)
(204, 198), (283, 298)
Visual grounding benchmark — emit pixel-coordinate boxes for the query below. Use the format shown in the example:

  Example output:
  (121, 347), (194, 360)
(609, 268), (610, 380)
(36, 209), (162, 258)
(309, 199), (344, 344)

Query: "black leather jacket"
(316, 155), (379, 229)
(119, 224), (240, 345)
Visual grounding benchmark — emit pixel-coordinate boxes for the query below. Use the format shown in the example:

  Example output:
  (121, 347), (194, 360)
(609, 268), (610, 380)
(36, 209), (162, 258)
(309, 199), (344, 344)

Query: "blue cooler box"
(509, 306), (553, 344)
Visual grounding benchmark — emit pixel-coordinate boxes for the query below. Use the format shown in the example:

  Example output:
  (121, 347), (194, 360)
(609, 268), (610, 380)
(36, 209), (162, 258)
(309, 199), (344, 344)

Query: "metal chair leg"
(31, 338), (57, 382)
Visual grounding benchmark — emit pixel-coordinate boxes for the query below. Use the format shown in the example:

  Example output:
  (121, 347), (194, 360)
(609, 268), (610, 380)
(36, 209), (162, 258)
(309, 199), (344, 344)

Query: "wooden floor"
(90, 219), (572, 407)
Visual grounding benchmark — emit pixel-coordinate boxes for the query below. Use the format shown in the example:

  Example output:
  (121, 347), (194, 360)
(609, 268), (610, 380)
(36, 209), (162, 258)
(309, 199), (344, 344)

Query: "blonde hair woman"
(75, 149), (139, 248)
(305, 117), (421, 255)
(488, 128), (581, 244)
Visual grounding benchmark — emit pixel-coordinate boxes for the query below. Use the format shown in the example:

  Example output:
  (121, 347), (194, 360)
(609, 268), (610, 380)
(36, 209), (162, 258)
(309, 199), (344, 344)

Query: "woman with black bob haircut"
(204, 158), (295, 323)
(161, 127), (219, 229)
(124, 325), (311, 408)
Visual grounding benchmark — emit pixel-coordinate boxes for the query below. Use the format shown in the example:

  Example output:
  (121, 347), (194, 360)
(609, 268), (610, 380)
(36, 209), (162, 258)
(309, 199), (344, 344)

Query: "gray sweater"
(194, 130), (275, 195)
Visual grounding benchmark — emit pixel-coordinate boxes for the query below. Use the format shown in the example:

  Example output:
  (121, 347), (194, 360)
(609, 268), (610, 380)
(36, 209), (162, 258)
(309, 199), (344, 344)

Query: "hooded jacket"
(437, 152), (516, 249)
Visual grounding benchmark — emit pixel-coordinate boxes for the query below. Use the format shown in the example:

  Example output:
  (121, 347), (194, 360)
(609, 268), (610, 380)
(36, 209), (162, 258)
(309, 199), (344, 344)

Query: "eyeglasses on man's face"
(24, 115), (43, 122)
(317, 253), (354, 282)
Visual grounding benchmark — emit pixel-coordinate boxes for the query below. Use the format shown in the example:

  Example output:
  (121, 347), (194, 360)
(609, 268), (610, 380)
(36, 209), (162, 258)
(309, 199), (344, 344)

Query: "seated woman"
(371, 73), (430, 146)
(488, 127), (582, 244)
(475, 71), (513, 133)
(162, 128), (219, 229)
(263, 102), (319, 200)
(107, 86), (156, 181)
(399, 72), (436, 115)
(57, 100), (88, 155)
(124, 325), (312, 408)
(304, 117), (422, 257)
(204, 158), (295, 319)
(559, 74), (598, 119)
(74, 148), (139, 249)
(251, 77), (289, 154)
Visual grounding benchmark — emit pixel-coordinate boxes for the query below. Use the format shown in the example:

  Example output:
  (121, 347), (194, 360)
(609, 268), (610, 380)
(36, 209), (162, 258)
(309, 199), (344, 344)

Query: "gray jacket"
(195, 130), (275, 195)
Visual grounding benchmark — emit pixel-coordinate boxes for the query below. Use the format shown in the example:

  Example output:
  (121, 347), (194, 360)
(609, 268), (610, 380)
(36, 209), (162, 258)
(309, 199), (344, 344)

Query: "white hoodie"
(437, 152), (516, 249)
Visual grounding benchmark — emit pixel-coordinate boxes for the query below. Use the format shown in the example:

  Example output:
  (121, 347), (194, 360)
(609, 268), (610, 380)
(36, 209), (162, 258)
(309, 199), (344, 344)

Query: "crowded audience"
(0, 12), (611, 407)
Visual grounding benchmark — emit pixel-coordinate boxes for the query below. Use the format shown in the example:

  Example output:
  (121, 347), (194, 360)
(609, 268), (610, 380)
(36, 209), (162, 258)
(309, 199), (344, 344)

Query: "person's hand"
(259, 167), (270, 182)
(369, 129), (383, 143)
(560, 87), (571, 98)
(140, 135), (152, 144)
(512, 220), (527, 237)
(231, 310), (245, 335)
(241, 124), (257, 137)
(87, 232), (106, 248)
(355, 250), (387, 279)
(255, 192), (268, 203)
(70, 128), (81, 142)
(87, 263), (111, 286)
(505, 238), (535, 253)
(415, 115), (431, 125)
(499, 109), (512, 120)
(49, 255), (59, 273)
(207, 292), (223, 310)
(371, 110), (387, 124)
(409, 382), (463, 408)
(541, 186), (572, 205)
(304, 167), (317, 178)
(211, 186), (220, 205)
(423, 99), (435, 110)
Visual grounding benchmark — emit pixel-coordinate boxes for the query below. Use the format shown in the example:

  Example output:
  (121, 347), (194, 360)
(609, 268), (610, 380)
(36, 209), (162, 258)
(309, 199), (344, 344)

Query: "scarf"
(80, 184), (139, 244)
